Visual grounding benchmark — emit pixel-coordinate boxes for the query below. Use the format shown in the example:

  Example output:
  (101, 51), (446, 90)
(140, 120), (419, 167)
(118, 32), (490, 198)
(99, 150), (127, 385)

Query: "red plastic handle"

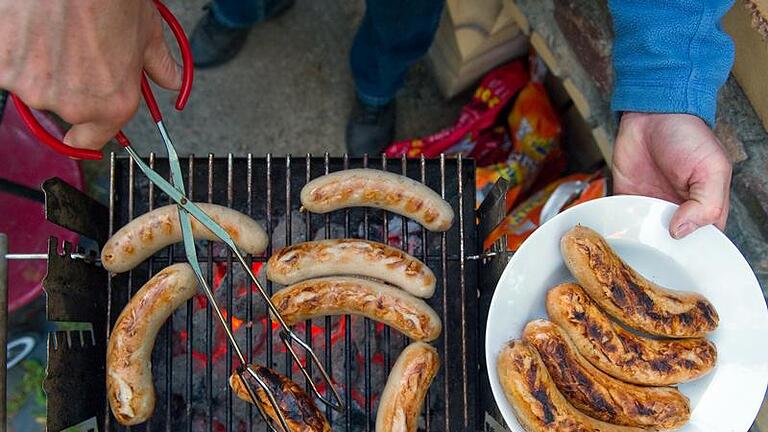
(10, 0), (194, 160)
(9, 94), (103, 160)
(147, 0), (194, 117)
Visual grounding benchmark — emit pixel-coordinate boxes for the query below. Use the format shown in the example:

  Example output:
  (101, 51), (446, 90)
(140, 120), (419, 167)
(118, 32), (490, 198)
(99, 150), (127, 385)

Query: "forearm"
(0, 1), (44, 88)
(608, 0), (735, 127)
(0, 1), (141, 100)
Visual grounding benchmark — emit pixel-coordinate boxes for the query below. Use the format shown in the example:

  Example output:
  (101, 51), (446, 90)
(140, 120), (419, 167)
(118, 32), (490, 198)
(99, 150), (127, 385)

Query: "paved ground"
(83, 0), (467, 204)
(121, 0), (464, 157)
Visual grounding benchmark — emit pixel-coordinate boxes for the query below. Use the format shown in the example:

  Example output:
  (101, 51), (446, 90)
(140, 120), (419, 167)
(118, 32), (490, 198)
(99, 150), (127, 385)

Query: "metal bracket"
(49, 321), (96, 350)
(60, 416), (99, 432)
(43, 236), (107, 432)
(484, 412), (511, 432)
(43, 177), (109, 247)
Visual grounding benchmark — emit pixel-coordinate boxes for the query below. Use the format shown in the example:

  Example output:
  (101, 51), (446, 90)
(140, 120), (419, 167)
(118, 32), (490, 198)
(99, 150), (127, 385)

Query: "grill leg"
(0, 233), (8, 428)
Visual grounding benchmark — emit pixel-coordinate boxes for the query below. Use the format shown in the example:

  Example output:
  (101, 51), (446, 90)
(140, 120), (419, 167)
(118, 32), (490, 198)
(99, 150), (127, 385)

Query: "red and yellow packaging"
(384, 60), (529, 158)
(475, 79), (563, 207)
(483, 173), (607, 251)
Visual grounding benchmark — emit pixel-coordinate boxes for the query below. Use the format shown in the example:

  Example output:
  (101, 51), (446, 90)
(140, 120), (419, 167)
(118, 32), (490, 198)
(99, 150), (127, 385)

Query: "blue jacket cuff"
(611, 81), (718, 128)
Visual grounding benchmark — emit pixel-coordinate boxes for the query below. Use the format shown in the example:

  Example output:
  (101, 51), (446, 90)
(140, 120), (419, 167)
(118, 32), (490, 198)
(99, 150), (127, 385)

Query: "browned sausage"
(561, 225), (718, 338)
(271, 277), (441, 342)
(102, 203), (268, 273)
(107, 264), (198, 425)
(496, 340), (644, 432)
(229, 366), (330, 432)
(523, 319), (691, 429)
(546, 283), (717, 386)
(300, 169), (454, 232)
(267, 239), (436, 298)
(376, 342), (440, 432)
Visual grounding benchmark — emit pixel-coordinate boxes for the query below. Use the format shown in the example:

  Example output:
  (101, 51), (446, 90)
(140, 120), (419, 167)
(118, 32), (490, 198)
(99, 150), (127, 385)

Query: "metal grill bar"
(362, 154), (372, 432)
(284, 154), (293, 381)
(304, 153), (314, 395)
(206, 154), (214, 432)
(381, 156), (391, 374)
(105, 152), (116, 432)
(323, 152), (333, 425)
(400, 155), (410, 355)
(160, 151), (175, 432)
(246, 153), (254, 430)
(265, 153), (274, 398)
(226, 154), (235, 432)
(127, 156), (136, 432)
(343, 153), (352, 432)
(186, 155), (195, 432)
(458, 154), (469, 428)
(52, 252), (466, 265)
(420, 154), (432, 431)
(105, 154), (478, 431)
(440, 154), (450, 432)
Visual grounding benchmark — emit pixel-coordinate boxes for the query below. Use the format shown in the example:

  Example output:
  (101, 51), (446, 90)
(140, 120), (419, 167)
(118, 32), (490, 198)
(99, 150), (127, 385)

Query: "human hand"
(0, 0), (182, 151)
(612, 113), (732, 239)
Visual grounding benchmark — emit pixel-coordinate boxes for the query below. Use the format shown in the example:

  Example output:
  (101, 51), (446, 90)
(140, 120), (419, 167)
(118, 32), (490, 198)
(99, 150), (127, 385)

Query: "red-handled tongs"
(9, 1), (343, 429)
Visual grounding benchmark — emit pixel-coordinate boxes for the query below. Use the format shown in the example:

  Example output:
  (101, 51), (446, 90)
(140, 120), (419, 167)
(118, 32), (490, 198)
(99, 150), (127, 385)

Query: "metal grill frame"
(95, 153), (479, 431)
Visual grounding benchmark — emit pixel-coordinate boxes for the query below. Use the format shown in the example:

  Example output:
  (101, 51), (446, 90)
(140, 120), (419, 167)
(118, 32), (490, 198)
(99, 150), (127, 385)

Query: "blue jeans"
(212, 0), (444, 106)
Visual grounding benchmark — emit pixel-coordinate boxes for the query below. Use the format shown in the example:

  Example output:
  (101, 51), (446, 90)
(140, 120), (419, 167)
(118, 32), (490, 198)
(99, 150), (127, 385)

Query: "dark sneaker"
(190, 1), (295, 68)
(345, 99), (396, 157)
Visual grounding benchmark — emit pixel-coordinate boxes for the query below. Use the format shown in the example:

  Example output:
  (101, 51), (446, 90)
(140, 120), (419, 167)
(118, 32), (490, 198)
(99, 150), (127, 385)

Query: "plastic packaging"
(483, 173), (607, 251)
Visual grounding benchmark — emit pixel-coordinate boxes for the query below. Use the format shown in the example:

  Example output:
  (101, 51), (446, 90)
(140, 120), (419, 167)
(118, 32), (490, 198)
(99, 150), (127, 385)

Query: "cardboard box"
(724, 0), (768, 131)
(429, 0), (528, 97)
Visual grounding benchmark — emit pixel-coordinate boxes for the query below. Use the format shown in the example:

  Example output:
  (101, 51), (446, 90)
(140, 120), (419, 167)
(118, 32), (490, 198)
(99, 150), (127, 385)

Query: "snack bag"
(384, 60), (529, 158)
(482, 173), (607, 251)
(475, 71), (562, 206)
(508, 81), (561, 162)
(475, 152), (536, 207)
(444, 126), (513, 167)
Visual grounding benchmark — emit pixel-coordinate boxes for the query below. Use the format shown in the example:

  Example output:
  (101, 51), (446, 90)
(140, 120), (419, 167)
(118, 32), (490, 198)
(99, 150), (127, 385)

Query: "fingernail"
(672, 222), (696, 239)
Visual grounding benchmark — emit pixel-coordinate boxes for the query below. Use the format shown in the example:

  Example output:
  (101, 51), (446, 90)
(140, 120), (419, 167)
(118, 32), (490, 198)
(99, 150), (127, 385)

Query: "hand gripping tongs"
(9, 1), (343, 429)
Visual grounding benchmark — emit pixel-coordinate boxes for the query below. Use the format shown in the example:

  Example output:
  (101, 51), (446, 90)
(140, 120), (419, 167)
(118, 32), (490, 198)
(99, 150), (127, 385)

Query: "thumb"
(63, 121), (122, 153)
(143, 36), (182, 90)
(669, 166), (731, 239)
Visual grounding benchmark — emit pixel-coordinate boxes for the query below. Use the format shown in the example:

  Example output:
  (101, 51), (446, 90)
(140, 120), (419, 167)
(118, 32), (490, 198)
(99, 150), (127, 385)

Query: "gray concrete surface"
(123, 0), (465, 157)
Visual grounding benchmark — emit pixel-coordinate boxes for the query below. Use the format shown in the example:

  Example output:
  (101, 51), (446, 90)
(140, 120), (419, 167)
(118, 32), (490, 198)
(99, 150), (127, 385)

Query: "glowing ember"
(213, 262), (227, 288)
(250, 261), (263, 276)
(220, 309), (244, 332)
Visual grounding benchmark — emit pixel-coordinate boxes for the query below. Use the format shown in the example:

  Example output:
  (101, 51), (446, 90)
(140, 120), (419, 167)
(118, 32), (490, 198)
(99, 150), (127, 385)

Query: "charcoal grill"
(0, 153), (525, 431)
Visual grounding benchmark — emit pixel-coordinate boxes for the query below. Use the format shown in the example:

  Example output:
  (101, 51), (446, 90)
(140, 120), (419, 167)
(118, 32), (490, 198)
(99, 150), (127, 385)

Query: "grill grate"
(104, 154), (479, 431)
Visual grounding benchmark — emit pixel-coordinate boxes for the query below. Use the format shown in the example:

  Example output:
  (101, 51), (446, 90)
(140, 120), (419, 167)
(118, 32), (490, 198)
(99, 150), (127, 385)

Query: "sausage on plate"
(546, 283), (717, 386)
(523, 319), (691, 429)
(561, 225), (719, 338)
(271, 277), (442, 342)
(267, 239), (436, 298)
(496, 340), (644, 432)
(300, 169), (454, 232)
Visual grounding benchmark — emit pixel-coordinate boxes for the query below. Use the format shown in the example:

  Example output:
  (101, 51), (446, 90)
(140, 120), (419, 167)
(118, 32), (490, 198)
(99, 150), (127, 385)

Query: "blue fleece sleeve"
(608, 0), (735, 127)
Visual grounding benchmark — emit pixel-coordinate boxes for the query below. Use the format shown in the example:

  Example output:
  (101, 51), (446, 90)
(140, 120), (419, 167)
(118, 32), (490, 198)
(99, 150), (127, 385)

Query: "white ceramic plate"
(485, 195), (768, 432)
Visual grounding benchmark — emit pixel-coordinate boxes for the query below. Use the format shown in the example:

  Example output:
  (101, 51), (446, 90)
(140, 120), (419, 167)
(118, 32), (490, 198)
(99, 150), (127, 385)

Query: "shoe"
(345, 99), (396, 157)
(190, 1), (295, 68)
